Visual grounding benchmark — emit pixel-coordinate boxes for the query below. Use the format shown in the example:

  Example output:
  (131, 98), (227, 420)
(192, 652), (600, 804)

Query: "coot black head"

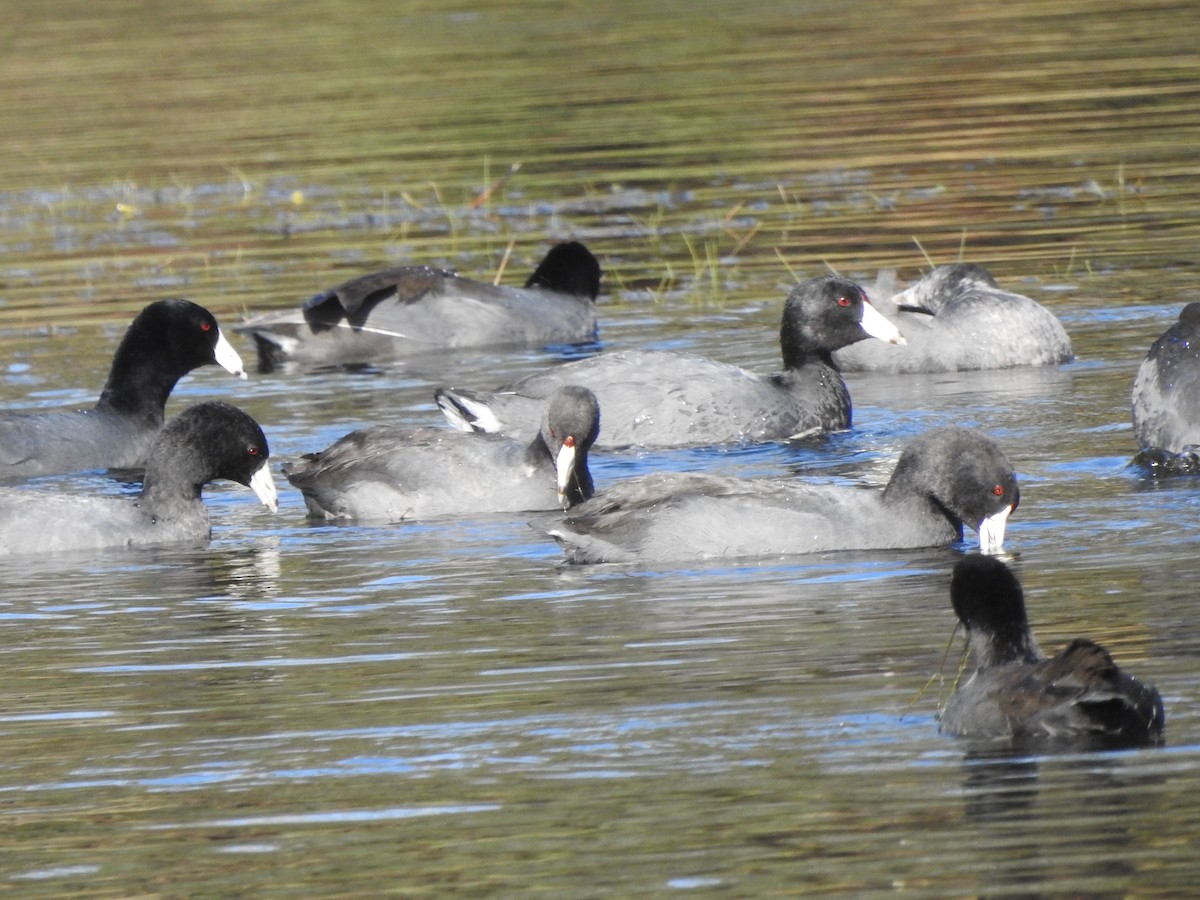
(779, 274), (904, 369)
(524, 241), (602, 300)
(98, 299), (246, 421)
(950, 554), (1040, 667)
(883, 427), (1019, 554)
(142, 401), (276, 511)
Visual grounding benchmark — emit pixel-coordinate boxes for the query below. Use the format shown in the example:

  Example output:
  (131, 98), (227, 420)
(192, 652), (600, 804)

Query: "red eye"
(201, 321), (213, 332)
(247, 445), (260, 456)
(837, 296), (851, 307)
(992, 484), (1004, 497)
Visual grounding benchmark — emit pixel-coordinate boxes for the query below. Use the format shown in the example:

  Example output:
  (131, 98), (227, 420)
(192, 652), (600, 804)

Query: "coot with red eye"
(285, 386), (599, 522)
(435, 274), (905, 449)
(235, 241), (602, 369)
(833, 263), (1073, 372)
(0, 299), (246, 478)
(547, 425), (1018, 564)
(940, 554), (1164, 746)
(0, 401), (277, 557)
(1131, 303), (1200, 474)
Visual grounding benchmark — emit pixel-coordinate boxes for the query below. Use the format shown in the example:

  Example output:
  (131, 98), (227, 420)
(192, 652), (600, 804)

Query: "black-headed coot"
(236, 241), (602, 369)
(284, 385), (600, 522)
(834, 263), (1073, 373)
(0, 401), (277, 557)
(1131, 302), (1200, 473)
(940, 555), (1164, 746)
(0, 299), (246, 479)
(548, 426), (1017, 563)
(436, 274), (904, 449)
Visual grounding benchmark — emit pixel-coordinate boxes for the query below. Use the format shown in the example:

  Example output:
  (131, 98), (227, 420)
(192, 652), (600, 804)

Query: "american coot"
(833, 263), (1073, 373)
(435, 274), (904, 449)
(284, 385), (600, 522)
(0, 299), (246, 479)
(235, 241), (602, 369)
(1131, 303), (1200, 473)
(0, 401), (277, 557)
(548, 426), (1017, 563)
(940, 555), (1164, 746)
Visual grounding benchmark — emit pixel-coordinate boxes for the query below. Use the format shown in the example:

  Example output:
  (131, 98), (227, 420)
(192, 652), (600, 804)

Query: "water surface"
(1, 0), (1199, 895)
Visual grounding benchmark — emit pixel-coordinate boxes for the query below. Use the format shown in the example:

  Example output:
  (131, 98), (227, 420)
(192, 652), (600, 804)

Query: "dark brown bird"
(940, 555), (1164, 747)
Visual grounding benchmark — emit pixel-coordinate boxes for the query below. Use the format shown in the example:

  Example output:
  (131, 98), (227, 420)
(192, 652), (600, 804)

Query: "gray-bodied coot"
(0, 401), (277, 556)
(1131, 302), (1200, 474)
(548, 426), (1017, 563)
(236, 241), (602, 369)
(284, 385), (599, 522)
(436, 274), (904, 449)
(834, 263), (1073, 372)
(0, 299), (246, 479)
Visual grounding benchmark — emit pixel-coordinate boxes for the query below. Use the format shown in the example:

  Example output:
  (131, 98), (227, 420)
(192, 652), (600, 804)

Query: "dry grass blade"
(492, 237), (517, 286)
(471, 162), (522, 210)
(900, 623), (966, 721)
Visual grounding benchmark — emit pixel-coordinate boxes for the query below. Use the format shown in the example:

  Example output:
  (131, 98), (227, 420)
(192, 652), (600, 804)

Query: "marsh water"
(1, 0), (1199, 895)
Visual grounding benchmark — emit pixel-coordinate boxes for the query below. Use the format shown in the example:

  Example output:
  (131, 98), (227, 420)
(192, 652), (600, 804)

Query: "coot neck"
(880, 464), (965, 541)
(525, 433), (553, 468)
(779, 297), (842, 372)
(780, 340), (837, 373)
(138, 443), (208, 518)
(968, 623), (1043, 670)
(561, 452), (594, 506)
(95, 326), (185, 425)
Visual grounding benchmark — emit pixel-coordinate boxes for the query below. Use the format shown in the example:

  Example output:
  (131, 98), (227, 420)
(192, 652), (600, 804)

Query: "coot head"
(892, 263), (998, 314)
(524, 241), (602, 299)
(99, 298), (246, 419)
(884, 427), (1019, 553)
(142, 401), (277, 512)
(538, 385), (601, 508)
(779, 274), (904, 369)
(950, 554), (1041, 667)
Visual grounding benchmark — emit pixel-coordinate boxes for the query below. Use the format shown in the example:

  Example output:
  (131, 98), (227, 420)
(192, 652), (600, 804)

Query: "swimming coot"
(436, 274), (904, 449)
(1131, 302), (1200, 474)
(235, 241), (602, 368)
(0, 401), (277, 557)
(548, 426), (1017, 563)
(834, 263), (1073, 373)
(940, 555), (1164, 747)
(0, 299), (246, 479)
(284, 385), (600, 522)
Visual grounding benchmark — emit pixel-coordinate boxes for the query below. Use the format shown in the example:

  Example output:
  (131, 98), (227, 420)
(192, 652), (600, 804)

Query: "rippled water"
(1, 0), (1199, 895)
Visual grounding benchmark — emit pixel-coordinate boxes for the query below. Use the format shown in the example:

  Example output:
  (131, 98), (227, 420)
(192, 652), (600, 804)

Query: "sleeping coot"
(940, 555), (1164, 746)
(0, 401), (277, 557)
(834, 263), (1073, 373)
(0, 299), (246, 478)
(436, 274), (904, 449)
(236, 241), (602, 368)
(285, 385), (600, 522)
(548, 426), (1018, 563)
